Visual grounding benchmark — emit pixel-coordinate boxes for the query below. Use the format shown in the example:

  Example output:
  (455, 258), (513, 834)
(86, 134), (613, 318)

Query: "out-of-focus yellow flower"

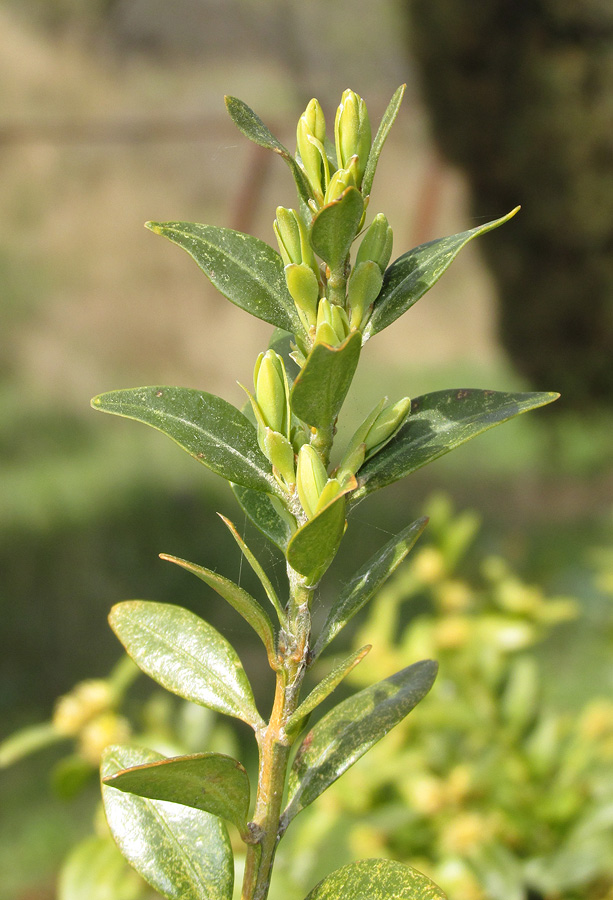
(53, 680), (114, 737)
(78, 712), (131, 766)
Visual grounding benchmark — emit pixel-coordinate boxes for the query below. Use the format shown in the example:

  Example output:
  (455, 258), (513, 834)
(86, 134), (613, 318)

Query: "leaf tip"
(144, 221), (163, 235)
(90, 395), (102, 408)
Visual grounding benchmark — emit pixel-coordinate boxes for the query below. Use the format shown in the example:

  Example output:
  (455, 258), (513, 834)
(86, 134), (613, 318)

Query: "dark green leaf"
(311, 187), (364, 269)
(286, 646), (371, 734)
(102, 745), (233, 900)
(284, 660), (437, 822)
(159, 553), (276, 661)
(231, 483), (295, 551)
(224, 95), (314, 211)
(91, 387), (276, 495)
(312, 516), (428, 658)
(218, 515), (286, 624)
(303, 858), (446, 900)
(287, 494), (348, 585)
(362, 84), (406, 197)
(353, 389), (559, 501)
(291, 331), (361, 429)
(109, 601), (264, 729)
(364, 209), (519, 339)
(103, 751), (251, 838)
(146, 221), (303, 335)
(58, 835), (143, 900)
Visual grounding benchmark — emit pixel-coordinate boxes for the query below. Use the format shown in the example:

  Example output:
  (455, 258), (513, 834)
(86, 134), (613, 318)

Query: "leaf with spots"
(303, 858), (446, 900)
(102, 745), (234, 900)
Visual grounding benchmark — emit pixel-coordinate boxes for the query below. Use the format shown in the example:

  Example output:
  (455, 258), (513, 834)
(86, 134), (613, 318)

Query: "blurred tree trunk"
(405, 0), (613, 408)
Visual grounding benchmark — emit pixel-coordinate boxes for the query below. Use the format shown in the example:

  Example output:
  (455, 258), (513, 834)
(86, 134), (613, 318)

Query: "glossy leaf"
(363, 208), (519, 339)
(159, 553), (276, 661)
(218, 515), (286, 623)
(286, 646), (371, 734)
(91, 387), (276, 495)
(146, 221), (303, 335)
(303, 858), (446, 900)
(231, 483), (295, 551)
(58, 835), (142, 900)
(102, 745), (233, 900)
(312, 516), (428, 658)
(109, 601), (264, 729)
(353, 389), (559, 501)
(311, 187), (364, 269)
(362, 84), (406, 197)
(103, 751), (251, 838)
(284, 660), (438, 822)
(224, 95), (314, 211)
(286, 493), (348, 585)
(290, 331), (361, 428)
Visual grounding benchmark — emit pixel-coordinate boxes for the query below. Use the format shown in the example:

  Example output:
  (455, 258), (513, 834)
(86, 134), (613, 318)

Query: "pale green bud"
(356, 213), (393, 272)
(330, 304), (350, 343)
(324, 158), (358, 205)
(315, 298), (343, 347)
(364, 397), (411, 455)
(297, 99), (328, 201)
(296, 444), (328, 519)
(254, 350), (289, 438)
(314, 477), (343, 514)
(274, 207), (317, 272)
(347, 260), (383, 330)
(334, 89), (371, 187)
(284, 263), (319, 329)
(336, 397), (386, 480)
(262, 428), (296, 487)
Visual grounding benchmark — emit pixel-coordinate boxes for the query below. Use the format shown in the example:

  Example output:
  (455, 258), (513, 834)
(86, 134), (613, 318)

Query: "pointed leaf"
(109, 601), (264, 729)
(231, 483), (295, 551)
(102, 745), (233, 900)
(313, 516), (428, 658)
(290, 331), (361, 428)
(353, 389), (560, 501)
(58, 835), (142, 900)
(103, 751), (251, 837)
(146, 221), (303, 335)
(159, 554), (276, 661)
(311, 187), (364, 269)
(224, 95), (314, 211)
(91, 387), (276, 494)
(363, 208), (520, 339)
(303, 858), (446, 900)
(286, 646), (371, 734)
(362, 83), (406, 197)
(284, 660), (437, 822)
(218, 515), (286, 624)
(287, 493), (348, 585)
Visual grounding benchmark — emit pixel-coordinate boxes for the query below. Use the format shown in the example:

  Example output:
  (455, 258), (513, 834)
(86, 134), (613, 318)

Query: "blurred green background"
(1, 1), (611, 898)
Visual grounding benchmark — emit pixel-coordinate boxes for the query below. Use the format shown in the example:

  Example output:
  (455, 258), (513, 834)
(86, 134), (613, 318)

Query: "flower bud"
(347, 260), (383, 330)
(254, 350), (289, 437)
(314, 477), (343, 514)
(314, 298), (349, 347)
(297, 99), (328, 201)
(262, 427), (296, 486)
(336, 398), (386, 480)
(364, 397), (411, 455)
(356, 213), (393, 272)
(296, 444), (328, 519)
(284, 263), (319, 329)
(274, 207), (317, 274)
(334, 89), (371, 188)
(324, 159), (358, 205)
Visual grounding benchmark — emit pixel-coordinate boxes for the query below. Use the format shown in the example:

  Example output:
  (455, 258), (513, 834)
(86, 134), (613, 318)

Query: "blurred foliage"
(406, 0), (613, 409)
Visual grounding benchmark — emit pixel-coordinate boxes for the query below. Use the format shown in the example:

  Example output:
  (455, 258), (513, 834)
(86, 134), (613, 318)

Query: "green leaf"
(290, 331), (361, 428)
(287, 493), (348, 585)
(363, 208), (519, 339)
(311, 187), (364, 269)
(0, 722), (63, 767)
(52, 754), (95, 800)
(312, 516), (428, 658)
(284, 660), (437, 822)
(362, 84), (406, 197)
(103, 751), (251, 838)
(231, 483), (295, 551)
(286, 646), (371, 734)
(224, 95), (314, 212)
(353, 389), (560, 501)
(102, 745), (233, 900)
(91, 387), (276, 495)
(109, 601), (264, 729)
(146, 221), (303, 335)
(58, 835), (143, 900)
(303, 858), (446, 900)
(159, 553), (276, 662)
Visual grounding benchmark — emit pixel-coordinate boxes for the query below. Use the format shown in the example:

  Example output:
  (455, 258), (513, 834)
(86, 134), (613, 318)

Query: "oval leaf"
(290, 331), (362, 428)
(287, 494), (348, 585)
(159, 554), (276, 661)
(310, 187), (364, 269)
(58, 835), (142, 900)
(109, 601), (264, 729)
(146, 221), (303, 335)
(312, 516), (428, 658)
(103, 751), (251, 837)
(284, 660), (438, 822)
(362, 83), (406, 197)
(102, 745), (233, 900)
(353, 389), (560, 501)
(303, 858), (446, 900)
(231, 483), (295, 551)
(363, 208), (519, 339)
(91, 387), (276, 495)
